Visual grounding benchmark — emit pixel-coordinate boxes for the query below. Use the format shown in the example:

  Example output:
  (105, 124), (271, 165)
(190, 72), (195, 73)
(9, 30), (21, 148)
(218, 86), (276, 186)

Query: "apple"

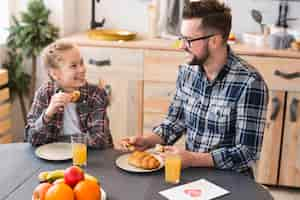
(64, 166), (84, 187)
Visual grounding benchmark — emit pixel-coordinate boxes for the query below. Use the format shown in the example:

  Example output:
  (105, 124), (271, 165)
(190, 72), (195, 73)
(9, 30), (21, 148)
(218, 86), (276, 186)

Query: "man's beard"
(185, 48), (210, 66)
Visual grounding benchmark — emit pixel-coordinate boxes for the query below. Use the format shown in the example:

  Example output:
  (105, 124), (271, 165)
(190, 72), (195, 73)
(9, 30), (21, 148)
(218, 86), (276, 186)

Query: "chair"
(0, 69), (12, 143)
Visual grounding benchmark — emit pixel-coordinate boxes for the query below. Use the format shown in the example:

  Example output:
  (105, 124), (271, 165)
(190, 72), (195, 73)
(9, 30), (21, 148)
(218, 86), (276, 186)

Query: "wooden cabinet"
(243, 56), (300, 187)
(0, 69), (12, 144)
(279, 92), (300, 187)
(79, 47), (143, 142)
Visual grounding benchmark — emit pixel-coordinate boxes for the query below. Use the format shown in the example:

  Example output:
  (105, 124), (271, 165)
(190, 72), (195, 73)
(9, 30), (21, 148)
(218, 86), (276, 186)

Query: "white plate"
(35, 142), (72, 161)
(115, 153), (164, 173)
(101, 187), (107, 200)
(32, 187), (106, 200)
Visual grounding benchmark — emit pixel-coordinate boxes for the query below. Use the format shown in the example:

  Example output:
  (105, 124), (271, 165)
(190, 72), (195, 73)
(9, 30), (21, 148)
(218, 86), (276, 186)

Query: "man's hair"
(183, 0), (232, 41)
(42, 41), (76, 69)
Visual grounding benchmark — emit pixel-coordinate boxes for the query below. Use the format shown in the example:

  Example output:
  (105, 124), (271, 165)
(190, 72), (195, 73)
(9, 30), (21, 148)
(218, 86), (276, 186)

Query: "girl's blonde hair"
(42, 41), (76, 69)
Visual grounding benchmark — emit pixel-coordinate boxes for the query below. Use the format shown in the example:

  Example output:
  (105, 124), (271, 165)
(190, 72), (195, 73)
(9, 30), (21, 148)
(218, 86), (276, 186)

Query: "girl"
(25, 41), (113, 149)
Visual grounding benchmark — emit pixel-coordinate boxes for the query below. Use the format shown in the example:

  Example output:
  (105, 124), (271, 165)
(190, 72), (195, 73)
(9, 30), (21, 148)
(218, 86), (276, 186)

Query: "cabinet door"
(144, 50), (185, 83)
(255, 91), (285, 185)
(80, 46), (143, 142)
(0, 70), (12, 144)
(242, 56), (300, 91)
(279, 92), (300, 187)
(143, 50), (185, 146)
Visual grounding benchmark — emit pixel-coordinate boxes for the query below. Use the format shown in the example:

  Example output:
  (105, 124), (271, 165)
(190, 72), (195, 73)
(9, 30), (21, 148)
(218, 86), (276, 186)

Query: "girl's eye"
(71, 64), (77, 68)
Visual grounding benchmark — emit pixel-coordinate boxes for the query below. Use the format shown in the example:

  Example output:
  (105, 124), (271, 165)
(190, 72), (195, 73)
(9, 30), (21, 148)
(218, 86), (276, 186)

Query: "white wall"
(76, 0), (149, 33)
(76, 0), (300, 36)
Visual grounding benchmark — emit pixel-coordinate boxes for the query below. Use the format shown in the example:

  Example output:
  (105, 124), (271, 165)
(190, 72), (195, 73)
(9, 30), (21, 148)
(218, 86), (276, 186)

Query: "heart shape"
(184, 189), (202, 198)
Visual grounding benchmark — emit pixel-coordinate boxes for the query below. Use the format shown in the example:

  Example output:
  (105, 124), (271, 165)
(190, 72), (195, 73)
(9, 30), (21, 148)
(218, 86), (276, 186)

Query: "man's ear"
(209, 34), (224, 49)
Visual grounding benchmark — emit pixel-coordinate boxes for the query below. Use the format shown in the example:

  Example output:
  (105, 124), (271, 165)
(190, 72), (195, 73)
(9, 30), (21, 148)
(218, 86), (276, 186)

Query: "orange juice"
(165, 154), (181, 184)
(72, 143), (87, 167)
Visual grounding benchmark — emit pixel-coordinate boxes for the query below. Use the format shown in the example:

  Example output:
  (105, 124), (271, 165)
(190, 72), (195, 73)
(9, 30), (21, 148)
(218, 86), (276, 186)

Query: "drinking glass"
(71, 134), (87, 167)
(165, 153), (182, 184)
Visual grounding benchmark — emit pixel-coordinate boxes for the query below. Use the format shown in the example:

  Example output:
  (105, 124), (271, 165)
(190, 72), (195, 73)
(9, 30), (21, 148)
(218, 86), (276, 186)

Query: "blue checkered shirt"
(153, 48), (268, 173)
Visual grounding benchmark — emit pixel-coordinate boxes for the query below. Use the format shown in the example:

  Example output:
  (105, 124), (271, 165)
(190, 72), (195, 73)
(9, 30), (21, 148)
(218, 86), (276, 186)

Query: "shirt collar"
(195, 45), (233, 84)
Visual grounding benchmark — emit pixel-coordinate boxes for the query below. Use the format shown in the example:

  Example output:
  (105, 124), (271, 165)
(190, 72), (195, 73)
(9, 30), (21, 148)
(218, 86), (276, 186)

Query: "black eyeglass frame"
(178, 34), (216, 48)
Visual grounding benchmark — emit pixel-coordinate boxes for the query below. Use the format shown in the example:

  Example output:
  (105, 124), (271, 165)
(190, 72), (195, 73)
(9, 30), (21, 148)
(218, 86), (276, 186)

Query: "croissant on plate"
(128, 151), (160, 170)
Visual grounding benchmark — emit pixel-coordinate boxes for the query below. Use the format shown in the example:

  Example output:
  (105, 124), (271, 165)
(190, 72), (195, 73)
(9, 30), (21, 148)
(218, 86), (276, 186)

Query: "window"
(0, 0), (9, 44)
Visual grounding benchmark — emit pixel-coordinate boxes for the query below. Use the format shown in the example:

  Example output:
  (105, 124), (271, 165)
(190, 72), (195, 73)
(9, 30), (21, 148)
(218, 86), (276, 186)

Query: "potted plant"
(2, 49), (30, 124)
(6, 0), (59, 108)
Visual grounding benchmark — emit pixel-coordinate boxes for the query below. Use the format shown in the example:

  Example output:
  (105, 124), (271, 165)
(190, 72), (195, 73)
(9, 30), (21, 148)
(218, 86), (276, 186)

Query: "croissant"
(70, 90), (80, 102)
(128, 151), (160, 170)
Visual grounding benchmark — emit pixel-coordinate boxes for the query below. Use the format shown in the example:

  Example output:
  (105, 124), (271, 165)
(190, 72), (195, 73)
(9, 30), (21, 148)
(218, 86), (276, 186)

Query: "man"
(119, 0), (268, 175)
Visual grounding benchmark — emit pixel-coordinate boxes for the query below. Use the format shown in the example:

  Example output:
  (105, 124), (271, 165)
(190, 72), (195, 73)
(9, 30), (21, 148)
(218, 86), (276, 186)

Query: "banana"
(84, 173), (99, 184)
(46, 169), (65, 183)
(38, 171), (50, 182)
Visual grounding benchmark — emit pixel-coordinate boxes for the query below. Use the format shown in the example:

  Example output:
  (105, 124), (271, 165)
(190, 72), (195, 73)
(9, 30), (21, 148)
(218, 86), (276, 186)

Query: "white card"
(159, 179), (230, 200)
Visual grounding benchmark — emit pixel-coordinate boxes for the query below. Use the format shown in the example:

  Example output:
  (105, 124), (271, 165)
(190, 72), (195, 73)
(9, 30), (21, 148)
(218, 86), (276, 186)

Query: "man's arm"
(210, 77), (268, 172)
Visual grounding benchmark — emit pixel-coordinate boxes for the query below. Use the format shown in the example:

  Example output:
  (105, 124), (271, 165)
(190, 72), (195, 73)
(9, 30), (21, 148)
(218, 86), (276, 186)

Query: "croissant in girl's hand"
(128, 151), (160, 170)
(70, 90), (80, 102)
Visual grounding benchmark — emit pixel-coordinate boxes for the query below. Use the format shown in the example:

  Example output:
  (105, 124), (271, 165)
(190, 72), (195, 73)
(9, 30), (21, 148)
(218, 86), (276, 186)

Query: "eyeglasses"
(178, 34), (216, 48)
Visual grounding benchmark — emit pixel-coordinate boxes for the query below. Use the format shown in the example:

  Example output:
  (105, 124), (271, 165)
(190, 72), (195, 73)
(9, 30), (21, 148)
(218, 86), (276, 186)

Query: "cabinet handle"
(274, 70), (300, 80)
(270, 97), (280, 120)
(89, 59), (111, 67)
(290, 98), (298, 122)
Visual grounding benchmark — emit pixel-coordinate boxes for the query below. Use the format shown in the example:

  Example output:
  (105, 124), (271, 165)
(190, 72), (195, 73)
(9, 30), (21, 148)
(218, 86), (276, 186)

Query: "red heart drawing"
(184, 189), (202, 197)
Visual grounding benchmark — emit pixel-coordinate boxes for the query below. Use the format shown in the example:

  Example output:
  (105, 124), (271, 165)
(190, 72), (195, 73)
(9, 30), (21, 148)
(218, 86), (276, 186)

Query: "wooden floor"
(264, 185), (300, 200)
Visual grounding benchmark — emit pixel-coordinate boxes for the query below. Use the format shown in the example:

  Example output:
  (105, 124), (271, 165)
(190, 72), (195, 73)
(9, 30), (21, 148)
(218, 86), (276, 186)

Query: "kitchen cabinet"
(0, 69), (12, 144)
(79, 46), (144, 142)
(244, 56), (300, 187)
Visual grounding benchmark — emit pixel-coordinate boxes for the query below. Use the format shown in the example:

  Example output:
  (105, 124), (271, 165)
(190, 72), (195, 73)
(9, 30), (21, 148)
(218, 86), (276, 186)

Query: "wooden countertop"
(61, 32), (300, 59)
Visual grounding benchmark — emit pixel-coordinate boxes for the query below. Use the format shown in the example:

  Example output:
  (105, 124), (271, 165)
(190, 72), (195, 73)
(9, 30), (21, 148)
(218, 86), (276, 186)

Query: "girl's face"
(50, 47), (86, 92)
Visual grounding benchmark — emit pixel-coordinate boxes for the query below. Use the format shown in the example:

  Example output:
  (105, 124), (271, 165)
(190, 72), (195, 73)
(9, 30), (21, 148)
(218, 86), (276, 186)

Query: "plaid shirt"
(25, 81), (113, 149)
(153, 48), (268, 172)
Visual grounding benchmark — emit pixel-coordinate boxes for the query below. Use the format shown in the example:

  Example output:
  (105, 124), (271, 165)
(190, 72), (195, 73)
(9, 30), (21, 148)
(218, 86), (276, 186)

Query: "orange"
(73, 180), (100, 200)
(32, 183), (52, 200)
(45, 183), (74, 200)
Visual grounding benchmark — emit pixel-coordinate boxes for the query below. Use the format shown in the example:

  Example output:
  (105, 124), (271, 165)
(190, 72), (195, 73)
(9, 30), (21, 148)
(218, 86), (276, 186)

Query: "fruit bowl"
(32, 188), (106, 200)
(33, 166), (105, 200)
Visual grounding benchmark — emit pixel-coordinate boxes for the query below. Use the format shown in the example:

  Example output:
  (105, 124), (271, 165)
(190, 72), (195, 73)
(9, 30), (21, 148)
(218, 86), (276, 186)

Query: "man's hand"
(162, 146), (195, 168)
(162, 146), (214, 168)
(116, 133), (164, 152)
(116, 136), (151, 152)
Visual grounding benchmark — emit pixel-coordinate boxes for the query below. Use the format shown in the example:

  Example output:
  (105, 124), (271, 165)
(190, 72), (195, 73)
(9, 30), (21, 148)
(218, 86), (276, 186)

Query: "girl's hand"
(45, 92), (72, 118)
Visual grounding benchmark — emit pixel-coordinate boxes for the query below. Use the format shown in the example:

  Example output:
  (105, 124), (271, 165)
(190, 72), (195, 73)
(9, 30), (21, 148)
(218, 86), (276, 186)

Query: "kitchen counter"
(61, 32), (300, 59)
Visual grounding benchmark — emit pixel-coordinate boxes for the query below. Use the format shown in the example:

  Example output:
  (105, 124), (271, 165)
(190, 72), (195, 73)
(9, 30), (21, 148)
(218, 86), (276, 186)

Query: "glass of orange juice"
(165, 153), (182, 184)
(71, 134), (87, 167)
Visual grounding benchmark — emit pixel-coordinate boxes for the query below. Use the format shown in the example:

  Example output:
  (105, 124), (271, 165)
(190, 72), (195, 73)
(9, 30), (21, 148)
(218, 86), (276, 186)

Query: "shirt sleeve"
(24, 86), (60, 146)
(86, 87), (113, 149)
(211, 77), (269, 172)
(152, 66), (187, 145)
